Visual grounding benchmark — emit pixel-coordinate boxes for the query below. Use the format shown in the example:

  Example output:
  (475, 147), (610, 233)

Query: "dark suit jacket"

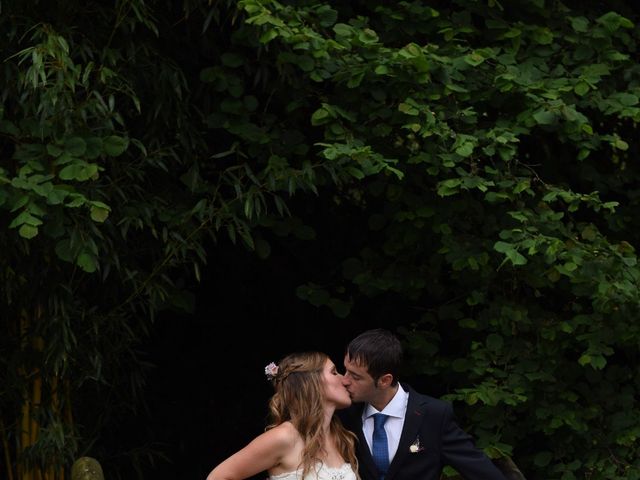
(339, 385), (507, 480)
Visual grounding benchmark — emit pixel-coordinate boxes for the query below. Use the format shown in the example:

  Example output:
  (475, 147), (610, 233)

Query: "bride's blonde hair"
(267, 351), (359, 479)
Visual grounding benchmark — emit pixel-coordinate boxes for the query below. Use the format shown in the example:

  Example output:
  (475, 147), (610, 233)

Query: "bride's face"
(322, 359), (352, 409)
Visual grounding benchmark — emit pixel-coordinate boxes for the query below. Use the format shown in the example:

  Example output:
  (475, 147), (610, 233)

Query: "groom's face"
(342, 354), (377, 403)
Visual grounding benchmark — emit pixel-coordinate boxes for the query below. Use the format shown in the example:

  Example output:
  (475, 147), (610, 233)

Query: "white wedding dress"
(269, 463), (356, 480)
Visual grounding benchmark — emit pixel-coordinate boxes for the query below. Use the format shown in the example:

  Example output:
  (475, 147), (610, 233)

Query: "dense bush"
(1, 1), (638, 479)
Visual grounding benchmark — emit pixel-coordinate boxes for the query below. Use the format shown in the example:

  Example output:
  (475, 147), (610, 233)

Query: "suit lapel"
(351, 404), (379, 480)
(385, 388), (429, 480)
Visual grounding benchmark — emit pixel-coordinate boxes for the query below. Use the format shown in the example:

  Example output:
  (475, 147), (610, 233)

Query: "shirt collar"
(365, 383), (408, 420)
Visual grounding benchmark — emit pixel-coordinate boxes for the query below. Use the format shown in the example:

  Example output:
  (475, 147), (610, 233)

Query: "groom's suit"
(340, 384), (507, 480)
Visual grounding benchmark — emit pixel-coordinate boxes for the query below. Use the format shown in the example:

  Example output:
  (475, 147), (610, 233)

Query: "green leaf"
(333, 23), (352, 38)
(47, 143), (63, 157)
(506, 249), (527, 265)
(85, 137), (104, 159)
(437, 178), (462, 196)
(578, 354), (591, 366)
(297, 55), (314, 72)
(103, 136), (129, 157)
(77, 252), (97, 273)
(375, 65), (389, 75)
(311, 107), (330, 125)
(317, 5), (338, 26)
(612, 92), (639, 106)
(65, 137), (87, 156)
(570, 16), (589, 32)
(18, 224), (38, 239)
(46, 187), (69, 205)
(532, 27), (554, 44)
(533, 110), (555, 125)
(455, 142), (474, 157)
(574, 82), (589, 96)
(59, 164), (85, 181)
(54, 239), (74, 262)
(259, 29), (279, 44)
(590, 355), (607, 370)
(358, 28), (379, 45)
(54, 152), (74, 166)
(58, 162), (97, 181)
(613, 137), (629, 151)
(493, 241), (513, 253)
(596, 11), (634, 31)
(398, 102), (419, 116)
(463, 52), (485, 66)
(90, 204), (110, 222)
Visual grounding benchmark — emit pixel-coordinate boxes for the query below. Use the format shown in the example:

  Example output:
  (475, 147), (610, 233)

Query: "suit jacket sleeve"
(439, 403), (507, 480)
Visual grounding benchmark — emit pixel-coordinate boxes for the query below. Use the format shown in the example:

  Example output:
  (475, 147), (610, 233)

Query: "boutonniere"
(409, 436), (424, 453)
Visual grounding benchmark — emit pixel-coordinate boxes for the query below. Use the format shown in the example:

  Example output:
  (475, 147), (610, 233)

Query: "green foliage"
(1, 0), (640, 479)
(0, 0), (407, 476)
(233, 1), (640, 478)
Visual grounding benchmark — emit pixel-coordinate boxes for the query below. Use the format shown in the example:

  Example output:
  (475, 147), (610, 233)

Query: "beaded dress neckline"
(269, 462), (355, 480)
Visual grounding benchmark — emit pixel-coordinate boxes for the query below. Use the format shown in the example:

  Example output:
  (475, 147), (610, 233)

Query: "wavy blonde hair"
(267, 351), (359, 479)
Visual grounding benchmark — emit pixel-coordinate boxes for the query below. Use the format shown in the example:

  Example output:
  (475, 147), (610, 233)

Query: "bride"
(206, 351), (358, 480)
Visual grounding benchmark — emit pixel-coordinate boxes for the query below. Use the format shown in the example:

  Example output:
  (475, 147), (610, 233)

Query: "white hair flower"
(264, 362), (279, 380)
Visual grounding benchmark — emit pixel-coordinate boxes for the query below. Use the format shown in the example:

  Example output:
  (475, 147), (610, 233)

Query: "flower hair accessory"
(264, 362), (279, 380)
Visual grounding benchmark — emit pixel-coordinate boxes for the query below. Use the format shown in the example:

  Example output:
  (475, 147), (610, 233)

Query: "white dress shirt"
(361, 384), (409, 463)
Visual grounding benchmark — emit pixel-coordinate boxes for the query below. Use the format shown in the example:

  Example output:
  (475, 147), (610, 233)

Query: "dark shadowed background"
(123, 240), (419, 480)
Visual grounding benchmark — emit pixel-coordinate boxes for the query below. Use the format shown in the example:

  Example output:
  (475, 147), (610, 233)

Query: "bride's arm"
(206, 423), (296, 480)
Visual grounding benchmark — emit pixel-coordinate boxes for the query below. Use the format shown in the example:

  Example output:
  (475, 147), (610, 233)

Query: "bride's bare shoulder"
(268, 421), (301, 446)
(264, 422), (305, 475)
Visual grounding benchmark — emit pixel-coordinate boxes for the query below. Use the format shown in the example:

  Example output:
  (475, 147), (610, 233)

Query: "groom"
(339, 329), (507, 480)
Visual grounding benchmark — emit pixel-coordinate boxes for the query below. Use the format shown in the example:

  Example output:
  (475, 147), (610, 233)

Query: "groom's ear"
(377, 373), (394, 388)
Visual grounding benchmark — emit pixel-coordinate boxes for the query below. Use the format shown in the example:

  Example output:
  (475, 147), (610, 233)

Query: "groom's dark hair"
(346, 328), (402, 385)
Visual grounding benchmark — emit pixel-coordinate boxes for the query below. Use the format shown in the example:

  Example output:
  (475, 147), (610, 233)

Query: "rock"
(71, 457), (104, 480)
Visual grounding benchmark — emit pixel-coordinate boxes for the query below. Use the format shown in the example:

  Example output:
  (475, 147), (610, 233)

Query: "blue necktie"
(371, 413), (389, 478)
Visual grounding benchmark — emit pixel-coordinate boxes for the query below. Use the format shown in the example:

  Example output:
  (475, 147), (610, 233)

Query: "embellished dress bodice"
(269, 463), (356, 480)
